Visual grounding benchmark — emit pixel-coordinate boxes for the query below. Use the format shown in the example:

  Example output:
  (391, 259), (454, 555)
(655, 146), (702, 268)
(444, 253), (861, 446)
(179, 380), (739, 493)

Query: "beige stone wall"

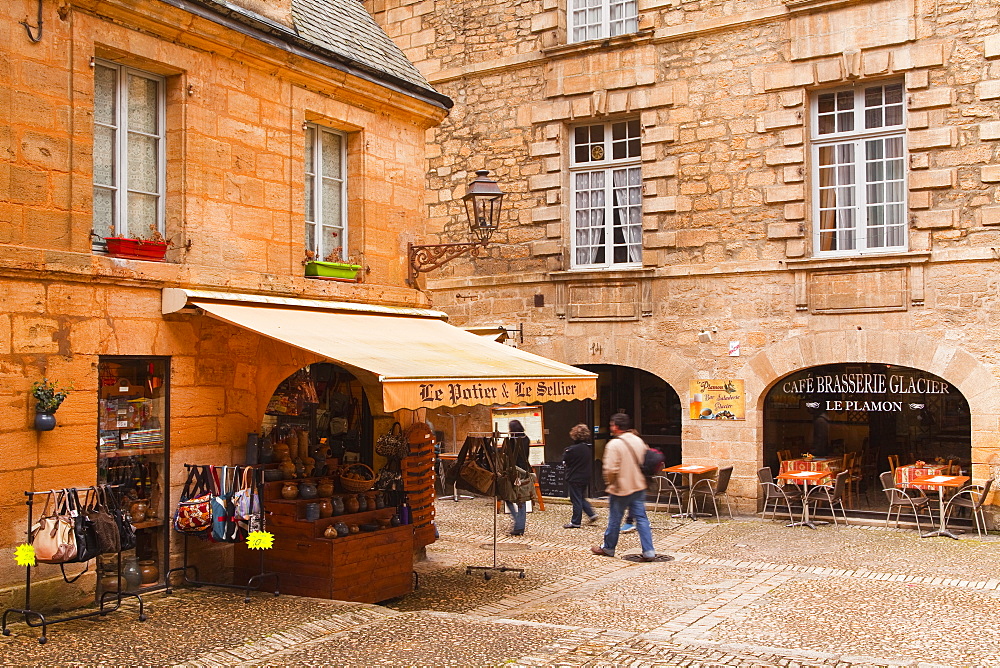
(0, 0), (445, 593)
(369, 0), (1000, 513)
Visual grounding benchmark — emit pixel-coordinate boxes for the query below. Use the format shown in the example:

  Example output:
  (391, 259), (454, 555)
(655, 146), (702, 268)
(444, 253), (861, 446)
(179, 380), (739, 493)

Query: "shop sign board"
(384, 378), (593, 412)
(779, 371), (951, 413)
(689, 379), (745, 420)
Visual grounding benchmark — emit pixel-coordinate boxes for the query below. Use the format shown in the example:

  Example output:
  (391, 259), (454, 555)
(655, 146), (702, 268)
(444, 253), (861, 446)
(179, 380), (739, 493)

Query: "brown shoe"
(590, 545), (613, 557)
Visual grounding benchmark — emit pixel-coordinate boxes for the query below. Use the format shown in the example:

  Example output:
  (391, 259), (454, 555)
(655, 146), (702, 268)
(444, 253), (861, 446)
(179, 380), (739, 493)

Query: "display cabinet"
(96, 357), (170, 594)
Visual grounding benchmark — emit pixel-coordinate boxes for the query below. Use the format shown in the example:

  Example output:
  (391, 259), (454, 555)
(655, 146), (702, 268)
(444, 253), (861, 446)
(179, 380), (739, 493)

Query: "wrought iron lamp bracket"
(407, 241), (488, 286)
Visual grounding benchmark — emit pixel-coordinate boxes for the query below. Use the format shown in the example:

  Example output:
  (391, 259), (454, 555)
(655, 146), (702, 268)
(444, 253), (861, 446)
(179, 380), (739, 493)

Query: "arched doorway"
(764, 363), (971, 511)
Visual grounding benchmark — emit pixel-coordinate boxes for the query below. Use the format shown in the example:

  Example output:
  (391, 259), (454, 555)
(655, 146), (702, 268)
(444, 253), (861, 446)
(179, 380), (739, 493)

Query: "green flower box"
(304, 261), (361, 279)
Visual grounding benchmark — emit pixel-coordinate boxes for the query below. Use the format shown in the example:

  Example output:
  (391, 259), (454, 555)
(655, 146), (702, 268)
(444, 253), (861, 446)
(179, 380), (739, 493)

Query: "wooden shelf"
(99, 446), (164, 458)
(132, 519), (163, 530)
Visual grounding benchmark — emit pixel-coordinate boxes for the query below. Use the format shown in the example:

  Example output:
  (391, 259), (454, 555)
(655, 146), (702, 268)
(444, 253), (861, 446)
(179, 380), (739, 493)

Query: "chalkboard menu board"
(536, 463), (567, 497)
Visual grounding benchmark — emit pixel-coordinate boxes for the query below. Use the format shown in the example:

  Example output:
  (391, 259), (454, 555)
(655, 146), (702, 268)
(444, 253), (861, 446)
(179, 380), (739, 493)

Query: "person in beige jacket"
(591, 413), (657, 561)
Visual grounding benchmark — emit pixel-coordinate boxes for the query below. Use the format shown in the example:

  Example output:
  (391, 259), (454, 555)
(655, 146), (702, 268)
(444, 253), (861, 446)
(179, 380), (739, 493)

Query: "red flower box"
(104, 237), (169, 262)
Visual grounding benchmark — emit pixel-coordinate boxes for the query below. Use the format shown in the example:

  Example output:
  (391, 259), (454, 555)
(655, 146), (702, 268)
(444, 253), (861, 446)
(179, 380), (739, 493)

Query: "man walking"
(590, 413), (656, 561)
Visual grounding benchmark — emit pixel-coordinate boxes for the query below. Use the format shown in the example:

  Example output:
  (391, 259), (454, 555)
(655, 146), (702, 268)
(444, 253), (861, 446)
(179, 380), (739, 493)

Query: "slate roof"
(189, 0), (451, 108)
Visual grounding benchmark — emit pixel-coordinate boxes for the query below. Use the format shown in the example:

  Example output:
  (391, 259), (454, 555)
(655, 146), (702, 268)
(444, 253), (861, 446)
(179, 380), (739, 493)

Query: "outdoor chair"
(691, 465), (734, 522)
(757, 466), (801, 521)
(806, 470), (849, 525)
(650, 473), (687, 513)
(887, 454), (900, 474)
(880, 470), (934, 531)
(943, 477), (994, 538)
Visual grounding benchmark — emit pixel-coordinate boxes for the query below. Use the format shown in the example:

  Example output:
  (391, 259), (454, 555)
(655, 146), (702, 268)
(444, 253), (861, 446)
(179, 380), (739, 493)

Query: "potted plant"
(102, 226), (171, 262)
(303, 249), (362, 281)
(31, 378), (71, 431)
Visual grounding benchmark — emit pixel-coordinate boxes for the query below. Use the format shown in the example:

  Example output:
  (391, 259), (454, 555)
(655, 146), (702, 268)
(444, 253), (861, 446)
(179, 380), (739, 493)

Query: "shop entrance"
(764, 363), (971, 512)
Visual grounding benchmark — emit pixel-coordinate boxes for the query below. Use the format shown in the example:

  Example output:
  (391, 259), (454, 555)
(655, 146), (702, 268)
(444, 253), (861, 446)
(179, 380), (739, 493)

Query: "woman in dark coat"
(505, 419), (531, 536)
(562, 423), (599, 528)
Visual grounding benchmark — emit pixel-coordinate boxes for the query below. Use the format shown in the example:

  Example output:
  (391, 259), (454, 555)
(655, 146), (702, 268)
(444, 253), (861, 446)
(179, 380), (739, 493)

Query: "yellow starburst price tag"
(247, 531), (274, 550)
(14, 543), (36, 567)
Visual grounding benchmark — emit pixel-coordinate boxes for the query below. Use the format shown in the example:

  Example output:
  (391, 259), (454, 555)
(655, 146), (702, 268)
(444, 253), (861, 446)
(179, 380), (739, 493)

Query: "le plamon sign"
(782, 372), (951, 412)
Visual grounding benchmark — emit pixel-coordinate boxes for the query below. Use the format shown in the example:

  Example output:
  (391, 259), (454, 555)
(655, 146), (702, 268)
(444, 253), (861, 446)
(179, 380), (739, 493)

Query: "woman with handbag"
(504, 420), (530, 536)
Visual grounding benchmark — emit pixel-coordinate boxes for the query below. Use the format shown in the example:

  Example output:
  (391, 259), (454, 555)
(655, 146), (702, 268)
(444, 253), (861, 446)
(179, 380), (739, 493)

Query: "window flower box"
(305, 261), (361, 280)
(104, 237), (170, 262)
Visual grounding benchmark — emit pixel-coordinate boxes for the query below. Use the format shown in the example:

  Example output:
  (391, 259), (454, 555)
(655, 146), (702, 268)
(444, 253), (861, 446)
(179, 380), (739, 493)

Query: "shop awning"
(163, 289), (596, 412)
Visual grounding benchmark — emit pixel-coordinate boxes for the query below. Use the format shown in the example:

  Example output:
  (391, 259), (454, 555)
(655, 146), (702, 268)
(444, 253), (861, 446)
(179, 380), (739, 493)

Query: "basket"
(339, 463), (375, 493)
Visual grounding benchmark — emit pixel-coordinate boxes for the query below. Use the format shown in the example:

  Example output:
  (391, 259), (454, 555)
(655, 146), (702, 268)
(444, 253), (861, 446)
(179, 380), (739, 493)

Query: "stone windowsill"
(541, 28), (656, 59)
(783, 250), (931, 272)
(548, 266), (656, 282)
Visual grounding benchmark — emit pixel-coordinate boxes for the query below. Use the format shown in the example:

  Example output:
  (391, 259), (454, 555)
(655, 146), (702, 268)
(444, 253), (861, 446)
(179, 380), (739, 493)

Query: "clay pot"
(317, 479), (335, 498)
(139, 559), (159, 585)
(331, 496), (345, 516)
(129, 500), (148, 523)
(304, 503), (320, 521)
(263, 468), (284, 482)
(348, 524), (360, 534)
(318, 498), (333, 518)
(372, 491), (385, 510)
(390, 513), (401, 527)
(279, 460), (296, 479)
(298, 482), (318, 499)
(334, 522), (350, 537)
(377, 517), (392, 528)
(344, 494), (360, 514)
(121, 557), (141, 591)
(356, 494), (368, 512)
(324, 525), (338, 539)
(281, 482), (299, 500)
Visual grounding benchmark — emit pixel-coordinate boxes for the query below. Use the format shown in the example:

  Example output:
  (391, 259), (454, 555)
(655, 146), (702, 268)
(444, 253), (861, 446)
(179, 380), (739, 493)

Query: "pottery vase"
(334, 522), (350, 537)
(122, 557), (142, 591)
(317, 479), (335, 497)
(344, 494), (360, 514)
(129, 500), (148, 523)
(139, 559), (159, 585)
(324, 525), (338, 539)
(318, 498), (333, 518)
(356, 494), (368, 512)
(298, 482), (318, 499)
(34, 412), (56, 431)
(281, 482), (299, 500)
(304, 502), (320, 521)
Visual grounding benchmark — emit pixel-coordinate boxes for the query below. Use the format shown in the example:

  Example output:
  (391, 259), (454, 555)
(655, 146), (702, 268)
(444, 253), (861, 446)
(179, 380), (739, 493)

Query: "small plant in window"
(100, 225), (172, 261)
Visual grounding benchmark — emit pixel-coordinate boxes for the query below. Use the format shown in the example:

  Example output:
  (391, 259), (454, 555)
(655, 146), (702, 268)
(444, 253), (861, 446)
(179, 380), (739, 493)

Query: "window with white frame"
(571, 119), (642, 268)
(569, 0), (638, 43)
(92, 61), (165, 244)
(305, 124), (348, 262)
(811, 82), (906, 255)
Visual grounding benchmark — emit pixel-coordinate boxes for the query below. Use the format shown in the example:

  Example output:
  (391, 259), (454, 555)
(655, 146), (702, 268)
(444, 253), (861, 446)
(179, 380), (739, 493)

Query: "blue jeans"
(567, 483), (596, 526)
(602, 489), (655, 558)
(505, 501), (526, 533)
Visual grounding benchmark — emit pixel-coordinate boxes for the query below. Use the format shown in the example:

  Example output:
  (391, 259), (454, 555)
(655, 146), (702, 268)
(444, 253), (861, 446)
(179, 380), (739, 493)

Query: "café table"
(776, 470), (830, 529)
(779, 456), (840, 484)
(663, 464), (717, 520)
(895, 463), (948, 491)
(909, 474), (970, 539)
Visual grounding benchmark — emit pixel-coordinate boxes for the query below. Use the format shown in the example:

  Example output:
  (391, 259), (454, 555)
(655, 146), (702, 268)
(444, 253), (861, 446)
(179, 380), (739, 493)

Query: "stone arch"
(740, 330), (1000, 477)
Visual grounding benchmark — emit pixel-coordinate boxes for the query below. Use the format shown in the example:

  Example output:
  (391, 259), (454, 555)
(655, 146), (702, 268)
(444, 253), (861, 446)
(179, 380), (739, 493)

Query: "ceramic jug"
(318, 498), (333, 518)
(344, 494), (360, 514)
(281, 482), (299, 500)
(298, 481), (318, 499)
(331, 496), (345, 515)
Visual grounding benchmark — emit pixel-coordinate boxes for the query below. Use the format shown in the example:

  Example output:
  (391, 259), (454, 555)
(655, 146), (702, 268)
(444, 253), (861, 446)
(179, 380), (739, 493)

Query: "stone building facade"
(1, 0), (449, 605)
(371, 0), (1000, 517)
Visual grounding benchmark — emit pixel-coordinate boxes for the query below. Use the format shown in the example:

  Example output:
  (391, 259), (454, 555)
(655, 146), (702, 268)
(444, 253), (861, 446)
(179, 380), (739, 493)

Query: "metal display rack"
(164, 464), (279, 603)
(2, 485), (146, 644)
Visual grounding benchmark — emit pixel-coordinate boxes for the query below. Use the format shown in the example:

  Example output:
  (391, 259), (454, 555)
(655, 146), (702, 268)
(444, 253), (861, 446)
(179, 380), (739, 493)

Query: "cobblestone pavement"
(1, 496), (998, 666)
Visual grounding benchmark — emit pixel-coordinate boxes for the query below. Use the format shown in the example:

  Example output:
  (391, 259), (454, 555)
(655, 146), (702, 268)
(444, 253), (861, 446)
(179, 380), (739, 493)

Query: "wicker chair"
(806, 470), (849, 525)
(690, 466), (734, 521)
(943, 477), (994, 538)
(757, 467), (801, 520)
(880, 471), (934, 531)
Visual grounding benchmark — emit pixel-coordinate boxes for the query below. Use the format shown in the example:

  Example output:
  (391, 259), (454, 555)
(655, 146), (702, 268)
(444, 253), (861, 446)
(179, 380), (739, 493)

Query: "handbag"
(460, 459), (496, 496)
(211, 466), (241, 543)
(375, 422), (408, 459)
(84, 487), (121, 555)
(173, 466), (214, 535)
(232, 467), (262, 534)
(67, 488), (100, 564)
(106, 485), (137, 551)
(29, 490), (77, 564)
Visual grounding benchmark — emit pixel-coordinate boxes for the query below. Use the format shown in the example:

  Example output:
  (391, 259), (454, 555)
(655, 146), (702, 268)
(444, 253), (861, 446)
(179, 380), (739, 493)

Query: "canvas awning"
(162, 289), (596, 412)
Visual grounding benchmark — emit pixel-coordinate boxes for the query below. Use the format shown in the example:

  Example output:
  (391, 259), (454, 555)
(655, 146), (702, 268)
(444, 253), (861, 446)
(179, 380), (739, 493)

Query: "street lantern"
(408, 170), (505, 286)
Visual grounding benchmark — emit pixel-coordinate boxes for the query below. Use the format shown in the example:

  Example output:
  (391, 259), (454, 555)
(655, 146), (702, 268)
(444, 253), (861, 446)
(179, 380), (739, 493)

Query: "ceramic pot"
(298, 482), (318, 499)
(348, 524), (360, 534)
(122, 557), (141, 591)
(373, 491), (385, 509)
(139, 559), (159, 584)
(331, 496), (345, 516)
(263, 468), (283, 482)
(344, 494), (360, 514)
(304, 503), (320, 521)
(100, 573), (120, 592)
(356, 494), (368, 512)
(377, 517), (392, 528)
(129, 500), (148, 523)
(334, 522), (350, 537)
(317, 479), (335, 497)
(318, 498), (333, 518)
(281, 482), (299, 500)
(259, 437), (274, 464)
(390, 513), (401, 527)
(279, 459), (296, 479)
(34, 412), (56, 431)
(323, 525), (338, 539)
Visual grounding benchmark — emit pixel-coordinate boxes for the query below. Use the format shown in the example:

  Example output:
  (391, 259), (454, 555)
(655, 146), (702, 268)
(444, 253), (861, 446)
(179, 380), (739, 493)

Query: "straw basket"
(339, 463), (375, 493)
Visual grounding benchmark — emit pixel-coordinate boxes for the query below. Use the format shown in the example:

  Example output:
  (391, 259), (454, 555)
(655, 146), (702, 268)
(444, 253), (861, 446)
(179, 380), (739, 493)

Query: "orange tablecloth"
(895, 464), (948, 490)
(779, 457), (840, 483)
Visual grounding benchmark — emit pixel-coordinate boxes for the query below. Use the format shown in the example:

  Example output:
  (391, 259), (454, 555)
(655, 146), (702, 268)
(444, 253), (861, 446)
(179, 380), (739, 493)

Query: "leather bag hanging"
(173, 466), (214, 535)
(106, 485), (137, 551)
(29, 490), (77, 564)
(375, 422), (408, 459)
(84, 487), (121, 555)
(453, 436), (497, 496)
(67, 488), (101, 564)
(211, 466), (240, 543)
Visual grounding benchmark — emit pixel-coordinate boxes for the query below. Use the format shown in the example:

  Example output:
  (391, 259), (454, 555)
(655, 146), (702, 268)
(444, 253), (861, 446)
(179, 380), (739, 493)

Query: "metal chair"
(806, 470), (849, 525)
(690, 466), (734, 521)
(880, 471), (934, 531)
(650, 473), (686, 513)
(943, 477), (994, 538)
(757, 467), (801, 520)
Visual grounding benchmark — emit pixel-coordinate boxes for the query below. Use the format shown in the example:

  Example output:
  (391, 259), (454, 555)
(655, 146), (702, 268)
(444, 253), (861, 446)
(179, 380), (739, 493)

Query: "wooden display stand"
(234, 480), (413, 603)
